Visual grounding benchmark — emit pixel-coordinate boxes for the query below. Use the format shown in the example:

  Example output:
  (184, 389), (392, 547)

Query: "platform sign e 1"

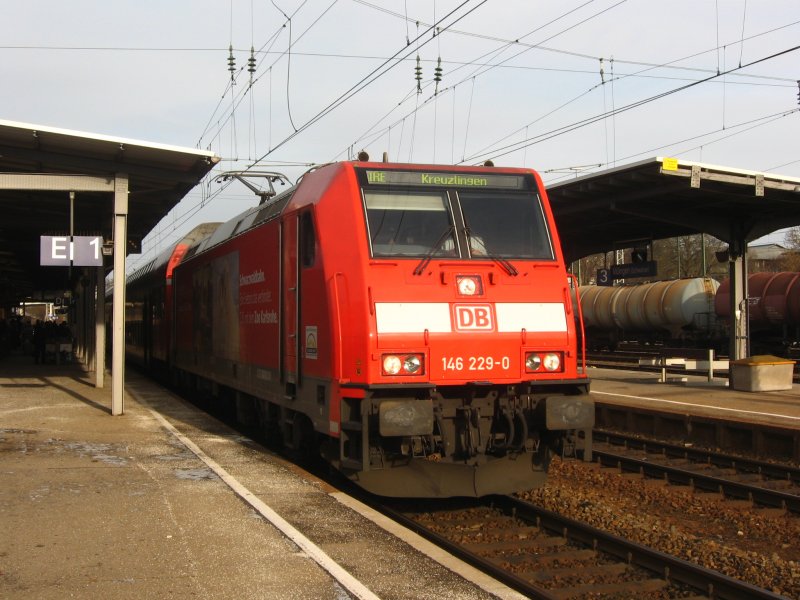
(40, 235), (104, 267)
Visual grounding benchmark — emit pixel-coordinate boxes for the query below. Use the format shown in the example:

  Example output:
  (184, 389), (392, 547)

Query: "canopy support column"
(111, 174), (128, 415)
(728, 239), (748, 361)
(95, 264), (105, 388)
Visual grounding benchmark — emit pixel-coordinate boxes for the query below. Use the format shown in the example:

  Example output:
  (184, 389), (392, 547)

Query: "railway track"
(177, 370), (797, 597)
(592, 430), (800, 514)
(383, 495), (785, 600)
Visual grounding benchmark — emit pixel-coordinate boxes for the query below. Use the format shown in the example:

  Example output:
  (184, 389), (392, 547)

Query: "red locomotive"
(125, 160), (593, 497)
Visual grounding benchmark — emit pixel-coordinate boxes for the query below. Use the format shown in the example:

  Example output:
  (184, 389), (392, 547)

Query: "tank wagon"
(578, 273), (800, 353)
(124, 161), (594, 498)
(716, 272), (800, 352)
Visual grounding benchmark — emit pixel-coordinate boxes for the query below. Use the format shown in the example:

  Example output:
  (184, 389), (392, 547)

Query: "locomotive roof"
(177, 185), (296, 262)
(547, 157), (800, 263)
(126, 222), (223, 288)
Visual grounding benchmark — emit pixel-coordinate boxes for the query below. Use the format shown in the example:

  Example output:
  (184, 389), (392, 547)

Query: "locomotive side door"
(281, 213), (300, 393)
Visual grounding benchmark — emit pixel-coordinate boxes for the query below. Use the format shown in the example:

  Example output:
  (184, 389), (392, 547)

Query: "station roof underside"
(546, 158), (800, 264)
(0, 120), (219, 305)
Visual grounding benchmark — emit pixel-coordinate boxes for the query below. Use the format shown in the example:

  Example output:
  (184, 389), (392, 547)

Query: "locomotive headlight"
(525, 353), (542, 372)
(543, 353), (561, 372)
(403, 355), (422, 374)
(525, 352), (563, 373)
(456, 275), (483, 296)
(382, 353), (425, 376)
(382, 355), (403, 375)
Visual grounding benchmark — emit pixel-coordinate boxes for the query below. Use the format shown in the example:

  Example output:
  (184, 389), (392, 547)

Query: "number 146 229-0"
(441, 356), (511, 371)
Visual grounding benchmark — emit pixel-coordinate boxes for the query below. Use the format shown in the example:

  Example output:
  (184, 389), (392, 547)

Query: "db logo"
(453, 304), (494, 331)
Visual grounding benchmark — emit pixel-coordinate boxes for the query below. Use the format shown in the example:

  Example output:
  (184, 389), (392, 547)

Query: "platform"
(0, 353), (525, 600)
(588, 366), (800, 430)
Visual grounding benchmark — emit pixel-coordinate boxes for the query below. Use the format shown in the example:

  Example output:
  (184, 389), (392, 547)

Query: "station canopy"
(546, 157), (800, 264)
(0, 119), (219, 305)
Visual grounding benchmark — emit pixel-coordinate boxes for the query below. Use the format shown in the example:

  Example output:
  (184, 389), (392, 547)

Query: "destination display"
(363, 169), (527, 190)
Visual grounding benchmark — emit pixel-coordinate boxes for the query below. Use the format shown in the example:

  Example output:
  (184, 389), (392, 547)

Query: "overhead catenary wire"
(456, 15), (800, 164)
(338, 54), (793, 165)
(8, 10), (797, 87)
(196, 0), (315, 148)
(206, 0), (340, 149)
(338, 0), (631, 162)
(336, 1), (797, 165)
(352, 0), (799, 86)
(739, 0), (748, 67)
(542, 107), (800, 186)
(461, 43), (800, 165)
(248, 0), (489, 166)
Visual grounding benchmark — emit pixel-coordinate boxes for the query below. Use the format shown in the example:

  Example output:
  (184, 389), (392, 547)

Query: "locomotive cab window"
(458, 191), (554, 260)
(364, 191), (457, 258)
(300, 211), (317, 268)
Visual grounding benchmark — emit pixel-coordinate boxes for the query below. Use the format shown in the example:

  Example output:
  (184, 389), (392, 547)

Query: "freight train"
(577, 273), (800, 353)
(123, 160), (594, 498)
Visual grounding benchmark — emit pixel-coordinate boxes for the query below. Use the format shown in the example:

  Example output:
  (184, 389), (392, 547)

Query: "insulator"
(433, 57), (442, 96)
(248, 47), (256, 75)
(228, 45), (236, 82)
(415, 55), (422, 93)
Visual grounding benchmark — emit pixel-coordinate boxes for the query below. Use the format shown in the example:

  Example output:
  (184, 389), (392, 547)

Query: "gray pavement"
(0, 353), (519, 600)
(588, 366), (800, 429)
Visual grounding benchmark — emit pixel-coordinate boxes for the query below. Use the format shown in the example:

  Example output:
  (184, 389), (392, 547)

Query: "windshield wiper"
(465, 226), (518, 276)
(413, 225), (455, 275)
(487, 252), (518, 276)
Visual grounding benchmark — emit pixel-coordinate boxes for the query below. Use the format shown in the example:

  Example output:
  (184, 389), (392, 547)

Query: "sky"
(3, 0), (799, 271)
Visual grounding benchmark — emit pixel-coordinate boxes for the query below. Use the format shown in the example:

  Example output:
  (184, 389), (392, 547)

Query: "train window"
(364, 191), (457, 258)
(300, 212), (316, 268)
(457, 191), (554, 260)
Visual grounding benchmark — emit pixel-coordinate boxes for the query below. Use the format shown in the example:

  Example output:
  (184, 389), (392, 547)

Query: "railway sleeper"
(500, 548), (598, 566)
(551, 577), (668, 599)
(420, 516), (523, 531)
(521, 562), (629, 583)
(463, 536), (567, 554)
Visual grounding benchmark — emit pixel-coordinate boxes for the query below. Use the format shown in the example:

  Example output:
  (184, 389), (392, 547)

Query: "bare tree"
(775, 227), (800, 271)
(653, 235), (726, 280)
(570, 234), (727, 286)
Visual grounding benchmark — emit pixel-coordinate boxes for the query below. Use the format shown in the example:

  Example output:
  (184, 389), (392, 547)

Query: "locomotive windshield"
(361, 169), (554, 260)
(365, 191), (458, 257)
(458, 191), (553, 260)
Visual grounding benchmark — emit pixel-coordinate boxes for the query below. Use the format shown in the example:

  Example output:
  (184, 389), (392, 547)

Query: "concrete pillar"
(95, 266), (105, 388)
(728, 240), (748, 361)
(111, 174), (128, 415)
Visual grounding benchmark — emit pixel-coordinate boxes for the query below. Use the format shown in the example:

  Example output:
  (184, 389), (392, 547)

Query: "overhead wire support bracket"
(215, 170), (291, 204)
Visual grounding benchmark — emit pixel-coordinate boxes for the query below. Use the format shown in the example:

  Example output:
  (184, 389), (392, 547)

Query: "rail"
(592, 430), (800, 513)
(380, 495), (786, 600)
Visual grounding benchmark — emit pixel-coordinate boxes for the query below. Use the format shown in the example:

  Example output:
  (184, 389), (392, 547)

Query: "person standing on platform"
(32, 321), (46, 364)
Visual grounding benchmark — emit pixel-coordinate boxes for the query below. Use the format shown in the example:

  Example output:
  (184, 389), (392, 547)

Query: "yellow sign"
(662, 157), (679, 171)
